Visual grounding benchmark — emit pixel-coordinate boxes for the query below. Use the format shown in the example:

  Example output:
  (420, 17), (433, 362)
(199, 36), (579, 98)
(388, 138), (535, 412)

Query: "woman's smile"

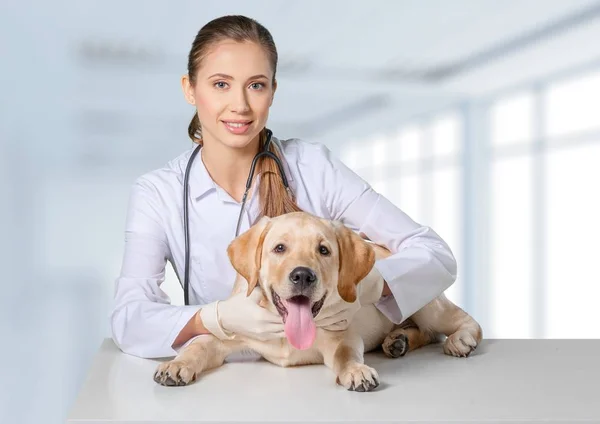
(221, 120), (253, 135)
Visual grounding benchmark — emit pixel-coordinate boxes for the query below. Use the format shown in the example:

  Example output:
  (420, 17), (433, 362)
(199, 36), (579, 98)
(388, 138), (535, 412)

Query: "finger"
(261, 322), (285, 335)
(315, 315), (339, 327)
(318, 310), (353, 327)
(316, 303), (345, 317)
(261, 329), (286, 341)
(254, 315), (283, 327)
(322, 324), (342, 331)
(257, 308), (285, 323)
(247, 287), (270, 305)
(323, 320), (349, 331)
(315, 305), (349, 323)
(331, 319), (350, 330)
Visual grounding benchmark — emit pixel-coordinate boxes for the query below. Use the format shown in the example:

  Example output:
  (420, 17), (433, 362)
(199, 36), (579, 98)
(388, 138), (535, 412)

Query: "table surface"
(67, 338), (600, 423)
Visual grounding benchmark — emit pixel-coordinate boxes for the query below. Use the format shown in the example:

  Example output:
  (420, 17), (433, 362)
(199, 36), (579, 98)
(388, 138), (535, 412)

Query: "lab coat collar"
(185, 136), (294, 202)
(187, 145), (216, 200)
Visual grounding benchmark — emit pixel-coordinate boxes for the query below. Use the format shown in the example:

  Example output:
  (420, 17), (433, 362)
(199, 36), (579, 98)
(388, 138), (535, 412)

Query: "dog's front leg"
(318, 330), (380, 392)
(154, 335), (242, 386)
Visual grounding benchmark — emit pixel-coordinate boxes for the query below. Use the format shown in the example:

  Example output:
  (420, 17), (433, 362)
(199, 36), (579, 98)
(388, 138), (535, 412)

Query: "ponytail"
(188, 113), (202, 144)
(186, 123), (301, 218)
(256, 129), (303, 219)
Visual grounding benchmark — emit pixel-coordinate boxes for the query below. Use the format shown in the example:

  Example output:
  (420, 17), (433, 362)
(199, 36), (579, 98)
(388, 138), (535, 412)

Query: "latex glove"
(200, 288), (285, 341)
(315, 297), (362, 331)
(315, 244), (386, 332)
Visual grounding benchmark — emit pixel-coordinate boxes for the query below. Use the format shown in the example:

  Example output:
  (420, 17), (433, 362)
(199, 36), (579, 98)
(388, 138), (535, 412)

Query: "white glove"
(315, 297), (362, 331)
(315, 261), (386, 332)
(200, 288), (285, 341)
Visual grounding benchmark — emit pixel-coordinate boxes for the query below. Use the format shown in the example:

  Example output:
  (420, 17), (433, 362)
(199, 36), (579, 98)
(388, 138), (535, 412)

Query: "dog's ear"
(227, 216), (272, 296)
(333, 222), (376, 303)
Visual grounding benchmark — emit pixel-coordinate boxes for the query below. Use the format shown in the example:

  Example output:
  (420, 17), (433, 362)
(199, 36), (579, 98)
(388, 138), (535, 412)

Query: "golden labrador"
(154, 212), (482, 391)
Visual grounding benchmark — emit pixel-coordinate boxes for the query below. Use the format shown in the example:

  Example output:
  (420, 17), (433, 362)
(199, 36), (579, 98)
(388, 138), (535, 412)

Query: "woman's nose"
(230, 89), (250, 113)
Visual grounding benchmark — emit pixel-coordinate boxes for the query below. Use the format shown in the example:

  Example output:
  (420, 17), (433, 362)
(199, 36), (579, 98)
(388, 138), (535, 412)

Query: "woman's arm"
(305, 141), (457, 324)
(172, 310), (210, 347)
(111, 178), (208, 358)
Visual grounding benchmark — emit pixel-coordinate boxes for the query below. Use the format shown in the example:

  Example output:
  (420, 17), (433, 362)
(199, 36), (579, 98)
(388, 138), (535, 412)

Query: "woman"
(110, 15), (457, 359)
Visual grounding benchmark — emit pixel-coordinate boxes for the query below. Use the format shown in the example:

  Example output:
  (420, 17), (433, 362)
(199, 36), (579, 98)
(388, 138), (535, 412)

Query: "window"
(429, 112), (464, 306)
(431, 166), (462, 305)
(491, 91), (534, 146)
(340, 110), (465, 307)
(432, 112), (462, 156)
(490, 156), (534, 338)
(545, 142), (600, 338)
(543, 70), (600, 338)
(341, 68), (600, 338)
(488, 68), (600, 338)
(545, 70), (600, 138)
(397, 126), (424, 162)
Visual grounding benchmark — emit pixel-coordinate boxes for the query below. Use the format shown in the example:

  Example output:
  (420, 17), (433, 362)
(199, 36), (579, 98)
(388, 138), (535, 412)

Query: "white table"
(67, 338), (600, 423)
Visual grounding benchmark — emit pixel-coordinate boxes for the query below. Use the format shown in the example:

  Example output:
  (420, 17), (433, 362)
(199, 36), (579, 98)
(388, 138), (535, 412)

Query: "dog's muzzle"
(289, 266), (317, 293)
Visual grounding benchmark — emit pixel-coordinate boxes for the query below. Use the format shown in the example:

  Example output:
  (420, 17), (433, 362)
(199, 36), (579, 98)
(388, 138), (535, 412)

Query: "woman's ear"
(333, 222), (376, 303)
(227, 216), (272, 295)
(181, 74), (196, 105)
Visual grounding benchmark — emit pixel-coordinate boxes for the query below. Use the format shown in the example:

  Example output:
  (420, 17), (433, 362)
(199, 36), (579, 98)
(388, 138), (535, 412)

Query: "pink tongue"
(284, 299), (316, 350)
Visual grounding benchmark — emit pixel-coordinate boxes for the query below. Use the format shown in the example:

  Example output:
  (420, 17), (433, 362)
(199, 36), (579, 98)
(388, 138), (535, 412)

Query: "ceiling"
(3, 0), (600, 160)
(62, 0), (600, 86)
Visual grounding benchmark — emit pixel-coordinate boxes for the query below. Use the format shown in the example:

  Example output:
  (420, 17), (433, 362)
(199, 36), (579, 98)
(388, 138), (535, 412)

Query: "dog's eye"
(274, 244), (286, 253)
(319, 245), (330, 256)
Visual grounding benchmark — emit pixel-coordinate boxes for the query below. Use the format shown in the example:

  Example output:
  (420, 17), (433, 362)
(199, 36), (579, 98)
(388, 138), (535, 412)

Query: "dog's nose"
(289, 266), (317, 289)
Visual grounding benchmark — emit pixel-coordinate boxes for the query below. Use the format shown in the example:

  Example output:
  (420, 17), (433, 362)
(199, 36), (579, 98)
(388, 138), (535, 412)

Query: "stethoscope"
(182, 128), (291, 305)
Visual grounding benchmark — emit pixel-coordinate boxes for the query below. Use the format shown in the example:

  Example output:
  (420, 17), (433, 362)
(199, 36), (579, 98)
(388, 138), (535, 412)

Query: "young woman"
(110, 15), (457, 359)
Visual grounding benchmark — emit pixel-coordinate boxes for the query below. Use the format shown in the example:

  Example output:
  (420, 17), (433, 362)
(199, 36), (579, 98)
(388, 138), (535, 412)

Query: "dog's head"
(227, 211), (375, 350)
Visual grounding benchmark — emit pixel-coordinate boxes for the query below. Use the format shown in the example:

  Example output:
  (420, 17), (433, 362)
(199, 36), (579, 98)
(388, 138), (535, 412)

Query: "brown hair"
(186, 15), (302, 219)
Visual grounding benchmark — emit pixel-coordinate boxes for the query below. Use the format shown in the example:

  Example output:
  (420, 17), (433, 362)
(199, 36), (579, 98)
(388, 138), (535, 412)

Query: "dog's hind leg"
(381, 319), (437, 358)
(411, 294), (483, 358)
(154, 335), (241, 386)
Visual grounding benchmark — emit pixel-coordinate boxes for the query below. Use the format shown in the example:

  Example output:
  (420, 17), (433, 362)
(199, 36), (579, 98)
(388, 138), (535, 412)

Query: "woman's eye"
(319, 245), (330, 256)
(250, 82), (264, 90)
(274, 244), (286, 253)
(214, 81), (228, 89)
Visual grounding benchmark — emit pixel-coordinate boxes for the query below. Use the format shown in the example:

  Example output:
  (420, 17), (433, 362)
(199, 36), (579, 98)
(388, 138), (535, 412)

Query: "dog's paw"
(382, 333), (409, 358)
(336, 363), (380, 392)
(443, 330), (478, 357)
(153, 360), (197, 386)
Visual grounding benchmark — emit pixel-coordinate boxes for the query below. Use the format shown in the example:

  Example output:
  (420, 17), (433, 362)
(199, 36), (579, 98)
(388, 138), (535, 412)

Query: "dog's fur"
(154, 212), (482, 391)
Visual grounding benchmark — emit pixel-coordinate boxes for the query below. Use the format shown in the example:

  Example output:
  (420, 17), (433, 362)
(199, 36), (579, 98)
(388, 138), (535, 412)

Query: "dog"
(154, 211), (483, 391)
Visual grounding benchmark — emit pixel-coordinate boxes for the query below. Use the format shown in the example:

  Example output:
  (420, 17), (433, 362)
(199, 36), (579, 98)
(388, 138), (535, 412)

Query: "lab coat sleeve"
(309, 142), (457, 324)
(110, 178), (201, 358)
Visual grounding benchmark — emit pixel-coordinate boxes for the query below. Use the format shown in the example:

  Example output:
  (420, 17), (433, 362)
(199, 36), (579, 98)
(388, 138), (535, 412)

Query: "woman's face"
(182, 40), (276, 152)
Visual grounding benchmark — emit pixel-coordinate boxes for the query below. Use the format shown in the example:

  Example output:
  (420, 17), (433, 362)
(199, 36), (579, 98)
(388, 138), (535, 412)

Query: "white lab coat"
(110, 137), (457, 358)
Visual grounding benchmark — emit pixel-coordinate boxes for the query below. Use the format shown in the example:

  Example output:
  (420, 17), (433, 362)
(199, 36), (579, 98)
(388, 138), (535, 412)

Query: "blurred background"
(1, 0), (600, 422)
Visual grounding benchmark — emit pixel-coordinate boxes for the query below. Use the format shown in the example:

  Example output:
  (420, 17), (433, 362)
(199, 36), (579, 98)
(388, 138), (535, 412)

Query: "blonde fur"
(154, 212), (483, 391)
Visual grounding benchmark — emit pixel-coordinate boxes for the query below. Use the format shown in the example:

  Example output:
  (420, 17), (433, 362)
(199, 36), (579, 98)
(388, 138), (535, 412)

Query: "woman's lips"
(222, 120), (252, 135)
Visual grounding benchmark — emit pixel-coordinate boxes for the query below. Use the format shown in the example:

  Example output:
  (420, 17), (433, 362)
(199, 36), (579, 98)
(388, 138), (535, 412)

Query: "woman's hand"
(359, 232), (392, 297)
(200, 288), (285, 341)
(314, 298), (362, 331)
(316, 231), (393, 331)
